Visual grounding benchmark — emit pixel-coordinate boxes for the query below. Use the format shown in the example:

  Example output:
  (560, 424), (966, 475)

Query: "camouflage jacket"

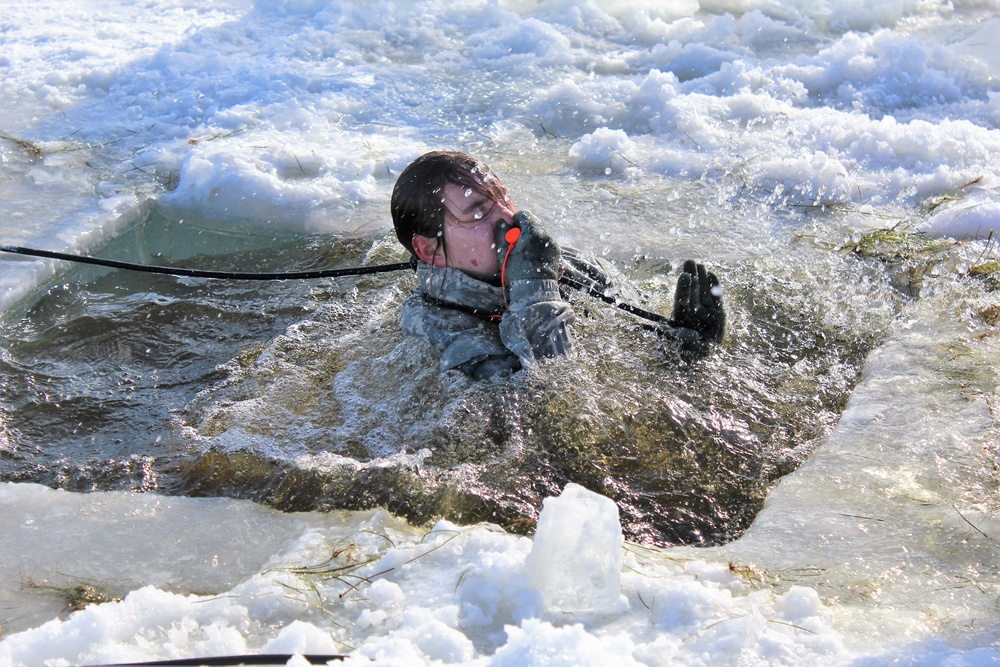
(399, 248), (617, 379)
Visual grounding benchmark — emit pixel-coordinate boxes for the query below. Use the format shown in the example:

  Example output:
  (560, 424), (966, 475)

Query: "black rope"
(0, 245), (411, 280)
(83, 654), (345, 666)
(0, 244), (672, 326)
(558, 273), (672, 326)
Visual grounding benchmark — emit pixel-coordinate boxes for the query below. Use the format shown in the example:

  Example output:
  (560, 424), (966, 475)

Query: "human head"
(391, 151), (513, 280)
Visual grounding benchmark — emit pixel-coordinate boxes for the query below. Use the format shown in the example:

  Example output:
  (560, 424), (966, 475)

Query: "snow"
(0, 483), (859, 666)
(925, 195), (1000, 240)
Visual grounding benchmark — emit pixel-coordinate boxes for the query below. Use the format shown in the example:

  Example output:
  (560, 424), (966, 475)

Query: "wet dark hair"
(391, 150), (510, 260)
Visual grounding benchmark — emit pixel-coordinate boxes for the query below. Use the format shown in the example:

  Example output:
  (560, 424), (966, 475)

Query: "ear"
(412, 234), (446, 267)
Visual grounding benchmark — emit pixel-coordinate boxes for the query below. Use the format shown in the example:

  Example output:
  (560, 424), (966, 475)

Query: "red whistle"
(500, 226), (522, 304)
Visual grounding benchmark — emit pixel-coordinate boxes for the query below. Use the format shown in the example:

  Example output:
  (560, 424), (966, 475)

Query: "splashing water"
(2, 190), (900, 547)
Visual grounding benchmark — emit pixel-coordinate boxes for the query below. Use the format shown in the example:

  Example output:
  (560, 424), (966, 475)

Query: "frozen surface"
(3, 0), (1000, 311)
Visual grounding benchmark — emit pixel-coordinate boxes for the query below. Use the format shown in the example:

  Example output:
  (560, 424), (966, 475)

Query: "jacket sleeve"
(499, 278), (576, 363)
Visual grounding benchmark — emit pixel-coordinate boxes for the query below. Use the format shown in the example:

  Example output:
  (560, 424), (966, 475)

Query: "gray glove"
(669, 260), (725, 346)
(496, 210), (561, 283)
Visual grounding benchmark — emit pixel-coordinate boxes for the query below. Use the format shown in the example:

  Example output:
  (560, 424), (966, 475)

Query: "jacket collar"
(416, 262), (505, 316)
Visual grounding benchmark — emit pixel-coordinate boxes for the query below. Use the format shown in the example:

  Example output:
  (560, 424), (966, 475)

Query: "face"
(417, 181), (515, 282)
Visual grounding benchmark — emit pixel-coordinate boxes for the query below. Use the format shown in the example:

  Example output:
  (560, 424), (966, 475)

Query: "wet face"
(415, 181), (515, 282)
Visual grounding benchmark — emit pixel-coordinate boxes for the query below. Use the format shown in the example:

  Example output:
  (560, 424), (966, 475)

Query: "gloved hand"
(669, 260), (725, 345)
(496, 210), (561, 284)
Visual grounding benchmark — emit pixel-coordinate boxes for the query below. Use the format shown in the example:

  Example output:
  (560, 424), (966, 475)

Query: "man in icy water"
(391, 150), (725, 379)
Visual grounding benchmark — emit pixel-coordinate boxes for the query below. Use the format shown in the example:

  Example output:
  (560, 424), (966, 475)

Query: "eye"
(449, 197), (497, 226)
(474, 200), (498, 221)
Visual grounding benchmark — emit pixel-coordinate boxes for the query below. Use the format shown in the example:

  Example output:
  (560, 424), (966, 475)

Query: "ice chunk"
(524, 483), (624, 614)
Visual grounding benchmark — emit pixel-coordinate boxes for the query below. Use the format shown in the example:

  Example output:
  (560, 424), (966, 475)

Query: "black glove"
(496, 210), (561, 283)
(669, 260), (725, 346)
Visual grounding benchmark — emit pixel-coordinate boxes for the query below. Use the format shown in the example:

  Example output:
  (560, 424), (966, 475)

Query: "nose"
(496, 204), (514, 227)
